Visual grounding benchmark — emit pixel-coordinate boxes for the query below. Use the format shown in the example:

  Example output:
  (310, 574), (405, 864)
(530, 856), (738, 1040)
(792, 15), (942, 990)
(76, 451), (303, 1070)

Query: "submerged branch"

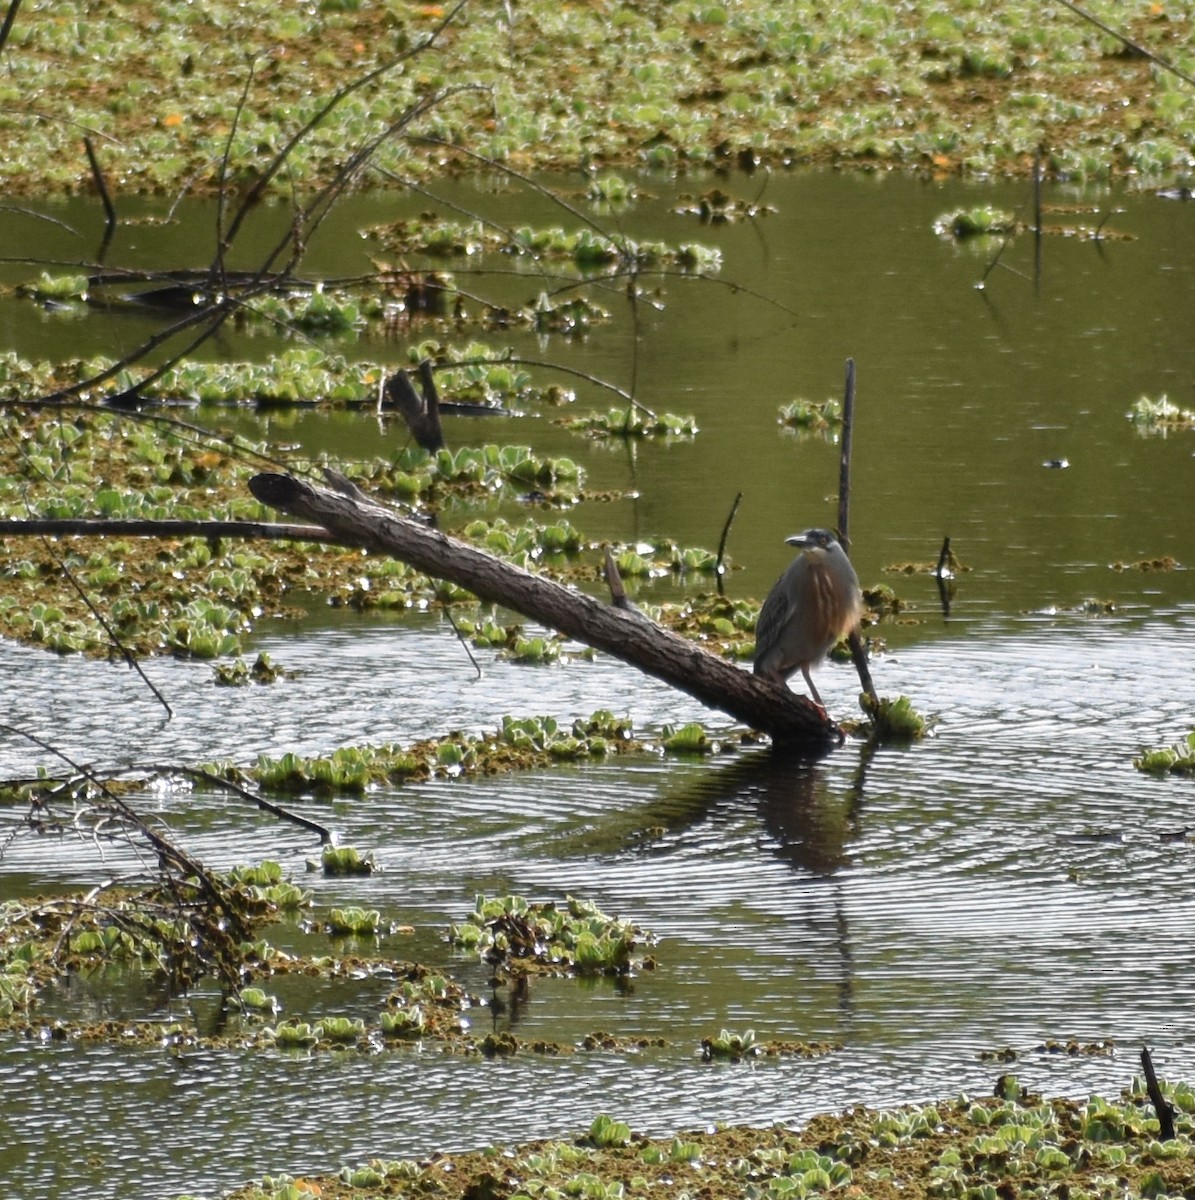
(0, 517), (343, 541)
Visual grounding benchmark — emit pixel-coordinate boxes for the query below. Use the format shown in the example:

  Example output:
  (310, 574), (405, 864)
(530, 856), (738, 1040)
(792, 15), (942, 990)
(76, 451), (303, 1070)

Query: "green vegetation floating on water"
(4, 0), (1195, 195)
(0, 399), (773, 661)
(448, 892), (654, 977)
(933, 205), (1021, 239)
(1129, 394), (1195, 433)
(189, 1076), (1195, 1200)
(196, 710), (643, 797)
(555, 407), (699, 440)
(700, 1026), (840, 1061)
(1134, 730), (1195, 777)
(859, 693), (929, 742)
(0, 403), (601, 659)
(0, 345), (563, 413)
(318, 845), (380, 876)
(0, 861), (672, 1057)
(363, 216), (721, 271)
(778, 395), (844, 434)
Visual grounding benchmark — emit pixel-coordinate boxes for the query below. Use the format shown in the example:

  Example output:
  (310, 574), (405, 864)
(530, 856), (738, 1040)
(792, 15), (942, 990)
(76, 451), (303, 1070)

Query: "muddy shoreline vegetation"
(3, 0), (1195, 1196)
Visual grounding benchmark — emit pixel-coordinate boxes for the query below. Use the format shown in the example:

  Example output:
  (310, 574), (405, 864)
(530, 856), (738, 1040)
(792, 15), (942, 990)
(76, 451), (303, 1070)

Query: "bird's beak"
(784, 533), (812, 548)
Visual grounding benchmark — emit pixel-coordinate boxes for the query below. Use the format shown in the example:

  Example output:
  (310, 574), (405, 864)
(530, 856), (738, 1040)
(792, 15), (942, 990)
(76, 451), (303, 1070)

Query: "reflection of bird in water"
(753, 528), (862, 712)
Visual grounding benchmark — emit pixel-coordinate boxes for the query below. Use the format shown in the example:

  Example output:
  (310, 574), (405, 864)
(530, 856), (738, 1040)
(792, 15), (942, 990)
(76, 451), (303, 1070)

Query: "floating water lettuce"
(448, 893), (653, 976)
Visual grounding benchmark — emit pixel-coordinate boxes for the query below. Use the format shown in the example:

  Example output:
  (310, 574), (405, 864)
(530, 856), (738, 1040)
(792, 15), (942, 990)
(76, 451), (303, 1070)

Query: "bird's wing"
(754, 570), (797, 664)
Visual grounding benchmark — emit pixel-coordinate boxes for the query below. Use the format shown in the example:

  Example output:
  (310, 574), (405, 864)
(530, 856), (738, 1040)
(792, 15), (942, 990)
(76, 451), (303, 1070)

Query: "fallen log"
(248, 471), (839, 749)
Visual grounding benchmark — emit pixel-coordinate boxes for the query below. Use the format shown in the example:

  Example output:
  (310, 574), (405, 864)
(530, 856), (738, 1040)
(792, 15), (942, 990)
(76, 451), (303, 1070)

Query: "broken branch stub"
(248, 472), (838, 748)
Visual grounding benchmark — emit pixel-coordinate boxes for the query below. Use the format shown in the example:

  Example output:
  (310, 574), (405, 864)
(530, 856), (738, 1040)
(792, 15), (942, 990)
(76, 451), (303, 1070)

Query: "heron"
(753, 528), (862, 711)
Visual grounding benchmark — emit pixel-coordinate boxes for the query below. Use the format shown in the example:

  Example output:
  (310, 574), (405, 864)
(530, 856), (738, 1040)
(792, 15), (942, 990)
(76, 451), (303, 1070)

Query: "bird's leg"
(801, 666), (828, 718)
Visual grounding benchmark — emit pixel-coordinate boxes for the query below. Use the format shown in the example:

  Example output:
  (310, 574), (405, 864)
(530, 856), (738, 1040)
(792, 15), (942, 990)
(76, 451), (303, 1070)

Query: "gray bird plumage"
(753, 528), (862, 710)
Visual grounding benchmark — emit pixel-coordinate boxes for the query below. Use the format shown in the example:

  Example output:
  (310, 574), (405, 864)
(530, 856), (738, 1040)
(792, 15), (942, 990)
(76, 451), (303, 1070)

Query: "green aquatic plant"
(325, 906), (382, 936)
(673, 187), (775, 223)
(701, 1027), (758, 1061)
(206, 713), (643, 805)
(197, 1076), (1195, 1200)
(248, 285), (370, 337)
(861, 693), (928, 742)
(0, 963), (36, 1017)
(1128, 394), (1195, 433)
(588, 1113), (633, 1149)
(448, 893), (652, 975)
(21, 272), (90, 301)
(1134, 731), (1195, 777)
(494, 713), (629, 761)
(314, 1016), (367, 1044)
(934, 206), (1021, 239)
(0, 0), (1187, 205)
(379, 1006), (426, 1039)
(238, 987), (280, 1014)
(263, 1021), (318, 1049)
(214, 653), (287, 686)
(255, 750), (369, 795)
(526, 292), (611, 335)
(778, 396), (843, 433)
(319, 845), (379, 877)
(458, 517), (585, 568)
(368, 215), (719, 272)
(661, 722), (716, 754)
(557, 408), (699, 439)
(243, 881), (310, 911)
(228, 860), (284, 887)
(585, 172), (642, 209)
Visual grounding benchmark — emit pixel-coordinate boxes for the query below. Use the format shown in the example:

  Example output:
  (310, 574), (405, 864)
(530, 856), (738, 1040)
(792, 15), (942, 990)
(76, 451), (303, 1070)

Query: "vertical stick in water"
(836, 359), (878, 705)
(837, 358), (856, 550)
(1033, 146), (1044, 290)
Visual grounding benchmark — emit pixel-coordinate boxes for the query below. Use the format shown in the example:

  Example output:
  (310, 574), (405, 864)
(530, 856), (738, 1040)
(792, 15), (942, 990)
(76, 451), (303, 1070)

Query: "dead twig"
(835, 358), (878, 707)
(83, 135), (117, 258)
(0, 0), (21, 54)
(37, 533), (173, 718)
(168, 766), (335, 844)
(715, 491), (742, 597)
(1141, 1046), (1177, 1141)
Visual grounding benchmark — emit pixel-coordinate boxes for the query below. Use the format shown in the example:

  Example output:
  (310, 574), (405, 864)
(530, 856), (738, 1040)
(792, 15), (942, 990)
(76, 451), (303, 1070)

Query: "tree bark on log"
(248, 472), (840, 749)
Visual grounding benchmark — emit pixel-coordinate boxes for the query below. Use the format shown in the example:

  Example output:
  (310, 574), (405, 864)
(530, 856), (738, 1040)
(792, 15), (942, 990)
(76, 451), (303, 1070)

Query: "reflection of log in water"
(572, 748), (869, 1021)
(725, 749), (867, 1021)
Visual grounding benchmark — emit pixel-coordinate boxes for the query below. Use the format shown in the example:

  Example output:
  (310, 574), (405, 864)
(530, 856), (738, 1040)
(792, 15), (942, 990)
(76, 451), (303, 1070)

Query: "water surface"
(1, 169), (1194, 1198)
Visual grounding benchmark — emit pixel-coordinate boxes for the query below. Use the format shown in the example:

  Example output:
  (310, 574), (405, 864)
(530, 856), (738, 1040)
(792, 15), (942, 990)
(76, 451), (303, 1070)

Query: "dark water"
(1, 170), (1194, 1199)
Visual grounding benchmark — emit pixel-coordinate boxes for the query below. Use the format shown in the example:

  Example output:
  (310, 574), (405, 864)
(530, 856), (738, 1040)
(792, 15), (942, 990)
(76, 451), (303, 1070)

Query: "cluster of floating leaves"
(1134, 730), (1195, 777)
(555, 407), (699, 440)
(448, 892), (654, 977)
(0, 873), (279, 1025)
(0, 403), (614, 659)
(673, 187), (777, 223)
(363, 215), (721, 273)
(1129, 394), (1195, 435)
(22, 269), (616, 342)
(0, 342), (565, 413)
(778, 395), (844, 435)
(0, 849), (687, 1066)
(701, 1026), (841, 1062)
(198, 710), (643, 798)
(934, 205), (1022, 239)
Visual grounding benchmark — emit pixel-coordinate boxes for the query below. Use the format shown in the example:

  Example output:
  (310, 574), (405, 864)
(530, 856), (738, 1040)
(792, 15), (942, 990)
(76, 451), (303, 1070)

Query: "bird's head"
(784, 528), (840, 557)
